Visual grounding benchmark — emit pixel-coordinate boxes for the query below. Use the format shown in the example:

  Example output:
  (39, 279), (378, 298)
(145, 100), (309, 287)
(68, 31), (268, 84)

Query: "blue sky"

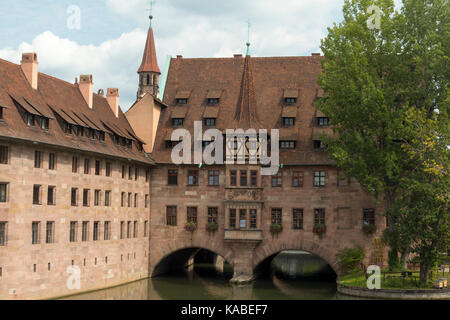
(0, 0), (400, 111)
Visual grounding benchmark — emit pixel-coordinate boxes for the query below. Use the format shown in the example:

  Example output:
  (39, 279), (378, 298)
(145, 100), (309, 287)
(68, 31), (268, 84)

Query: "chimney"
(106, 88), (120, 118)
(21, 53), (39, 90)
(79, 74), (93, 108)
(234, 54), (243, 59)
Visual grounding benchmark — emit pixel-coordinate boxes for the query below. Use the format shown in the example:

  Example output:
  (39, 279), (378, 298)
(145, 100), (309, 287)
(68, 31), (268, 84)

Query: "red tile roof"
(152, 55), (333, 165)
(0, 57), (152, 165)
(138, 28), (161, 74)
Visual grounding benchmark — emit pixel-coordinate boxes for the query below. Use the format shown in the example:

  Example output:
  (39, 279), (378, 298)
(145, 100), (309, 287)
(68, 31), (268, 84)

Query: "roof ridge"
(39, 72), (77, 87)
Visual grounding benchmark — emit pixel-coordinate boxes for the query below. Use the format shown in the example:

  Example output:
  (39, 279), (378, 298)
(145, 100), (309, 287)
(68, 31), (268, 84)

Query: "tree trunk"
(400, 250), (409, 271)
(419, 262), (430, 285)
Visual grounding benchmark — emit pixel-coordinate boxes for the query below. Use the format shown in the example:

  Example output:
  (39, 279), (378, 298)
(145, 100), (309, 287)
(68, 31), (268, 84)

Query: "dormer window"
(283, 117), (295, 127)
(0, 107), (4, 119)
(284, 97), (296, 104)
(88, 128), (95, 140)
(172, 118), (184, 127)
(25, 113), (35, 126)
(176, 98), (188, 104)
(280, 140), (296, 149)
(204, 118), (216, 127)
(39, 117), (49, 130)
(207, 98), (219, 105)
(317, 117), (329, 126)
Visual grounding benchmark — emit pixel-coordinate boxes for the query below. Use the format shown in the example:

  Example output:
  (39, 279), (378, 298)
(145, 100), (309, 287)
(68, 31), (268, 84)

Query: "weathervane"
(246, 19), (251, 56)
(147, 0), (156, 27)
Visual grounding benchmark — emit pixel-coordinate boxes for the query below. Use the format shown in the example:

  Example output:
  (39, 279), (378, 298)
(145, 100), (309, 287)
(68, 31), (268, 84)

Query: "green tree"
(317, 0), (449, 283)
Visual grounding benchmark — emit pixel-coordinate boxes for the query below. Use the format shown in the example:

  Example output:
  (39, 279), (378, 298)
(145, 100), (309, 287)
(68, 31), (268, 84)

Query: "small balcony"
(224, 229), (262, 242)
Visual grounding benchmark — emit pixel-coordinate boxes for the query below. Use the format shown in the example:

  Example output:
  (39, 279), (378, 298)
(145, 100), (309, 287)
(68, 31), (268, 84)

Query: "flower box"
(206, 222), (218, 233)
(270, 223), (283, 235)
(185, 222), (197, 232)
(313, 224), (326, 237)
(362, 224), (376, 235)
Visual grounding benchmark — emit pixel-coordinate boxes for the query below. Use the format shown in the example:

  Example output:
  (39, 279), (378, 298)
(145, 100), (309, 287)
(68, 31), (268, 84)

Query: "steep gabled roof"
(138, 27), (161, 74)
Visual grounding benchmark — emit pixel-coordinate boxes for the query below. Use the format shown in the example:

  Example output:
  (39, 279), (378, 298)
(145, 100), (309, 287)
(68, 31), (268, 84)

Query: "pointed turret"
(232, 52), (263, 130)
(137, 25), (160, 100)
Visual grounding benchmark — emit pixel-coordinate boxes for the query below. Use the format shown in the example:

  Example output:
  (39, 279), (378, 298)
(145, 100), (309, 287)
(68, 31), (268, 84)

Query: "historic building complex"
(0, 24), (385, 299)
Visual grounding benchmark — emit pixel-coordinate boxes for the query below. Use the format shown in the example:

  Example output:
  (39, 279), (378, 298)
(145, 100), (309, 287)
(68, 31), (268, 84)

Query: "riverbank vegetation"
(318, 0), (449, 285)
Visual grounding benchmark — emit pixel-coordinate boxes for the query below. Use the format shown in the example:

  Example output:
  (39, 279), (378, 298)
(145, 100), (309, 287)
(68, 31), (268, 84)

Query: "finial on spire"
(147, 0), (156, 27)
(246, 19), (251, 56)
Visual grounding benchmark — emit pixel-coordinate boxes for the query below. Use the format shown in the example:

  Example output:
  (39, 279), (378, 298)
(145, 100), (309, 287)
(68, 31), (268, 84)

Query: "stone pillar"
(214, 255), (225, 274)
(228, 242), (259, 284)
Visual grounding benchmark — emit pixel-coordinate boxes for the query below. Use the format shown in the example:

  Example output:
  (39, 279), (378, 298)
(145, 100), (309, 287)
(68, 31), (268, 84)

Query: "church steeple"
(232, 53), (263, 130)
(137, 15), (160, 100)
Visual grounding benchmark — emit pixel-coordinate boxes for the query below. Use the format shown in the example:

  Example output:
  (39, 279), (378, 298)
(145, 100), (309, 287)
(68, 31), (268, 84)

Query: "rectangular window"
(187, 207), (197, 223)
(285, 97), (296, 104)
(72, 156), (78, 173)
(120, 221), (125, 239)
(47, 186), (55, 205)
(250, 171), (257, 187)
(70, 221), (77, 242)
(94, 190), (101, 206)
(0, 146), (8, 164)
(176, 98), (188, 104)
(293, 209), (304, 230)
(204, 118), (216, 126)
(271, 208), (282, 225)
(48, 153), (56, 170)
(0, 183), (8, 202)
(314, 208), (326, 226)
(104, 221), (111, 240)
(104, 191), (111, 206)
(0, 222), (7, 246)
(83, 189), (90, 207)
(207, 98), (219, 105)
(145, 194), (149, 208)
(93, 221), (99, 241)
(84, 159), (90, 174)
(363, 209), (375, 226)
(208, 170), (219, 186)
(127, 192), (132, 207)
(166, 206), (177, 226)
(172, 118), (184, 127)
(122, 165), (126, 179)
(168, 169), (178, 185)
(292, 171), (304, 187)
(229, 209), (236, 229)
(32, 221), (40, 244)
(240, 170), (247, 186)
(313, 171), (326, 187)
(283, 117), (295, 127)
(121, 192), (125, 207)
(33, 185), (41, 205)
(230, 170), (237, 186)
(208, 207), (218, 224)
(317, 117), (329, 126)
(144, 221), (148, 237)
(280, 141), (296, 149)
(250, 209), (257, 229)
(95, 160), (101, 175)
(82, 221), (89, 241)
(71, 188), (78, 206)
(272, 172), (282, 187)
(239, 209), (247, 228)
(133, 221), (138, 238)
(188, 170), (199, 186)
(129, 166), (133, 180)
(313, 140), (325, 150)
(45, 221), (55, 243)
(134, 193), (138, 208)
(105, 162), (111, 177)
(127, 221), (131, 238)
(34, 151), (42, 168)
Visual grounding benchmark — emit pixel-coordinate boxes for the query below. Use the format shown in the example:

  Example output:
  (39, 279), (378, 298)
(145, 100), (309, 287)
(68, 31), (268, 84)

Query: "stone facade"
(0, 141), (151, 299)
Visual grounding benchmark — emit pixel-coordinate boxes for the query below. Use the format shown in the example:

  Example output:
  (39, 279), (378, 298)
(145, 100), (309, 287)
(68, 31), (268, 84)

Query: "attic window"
(317, 117), (329, 126)
(280, 141), (296, 149)
(207, 98), (219, 105)
(176, 98), (188, 104)
(25, 112), (35, 126)
(204, 118), (216, 127)
(39, 117), (49, 130)
(0, 107), (3, 119)
(172, 118), (184, 127)
(285, 97), (296, 104)
(284, 89), (298, 104)
(87, 128), (95, 140)
(283, 117), (295, 127)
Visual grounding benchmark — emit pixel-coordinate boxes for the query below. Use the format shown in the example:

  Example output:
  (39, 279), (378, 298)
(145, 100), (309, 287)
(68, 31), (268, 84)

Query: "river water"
(62, 251), (362, 300)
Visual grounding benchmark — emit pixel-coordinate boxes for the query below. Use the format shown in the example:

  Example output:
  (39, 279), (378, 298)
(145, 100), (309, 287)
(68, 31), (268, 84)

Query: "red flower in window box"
(206, 222), (218, 233)
(313, 224), (326, 237)
(185, 222), (197, 232)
